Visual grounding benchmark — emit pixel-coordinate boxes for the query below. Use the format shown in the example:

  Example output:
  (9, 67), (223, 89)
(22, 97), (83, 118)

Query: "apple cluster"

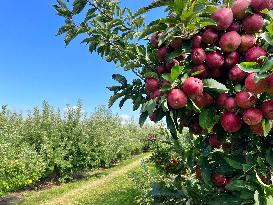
(146, 0), (273, 188)
(146, 0), (273, 134)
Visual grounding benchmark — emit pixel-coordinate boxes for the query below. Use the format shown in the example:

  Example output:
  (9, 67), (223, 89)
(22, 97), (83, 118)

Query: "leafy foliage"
(0, 102), (158, 196)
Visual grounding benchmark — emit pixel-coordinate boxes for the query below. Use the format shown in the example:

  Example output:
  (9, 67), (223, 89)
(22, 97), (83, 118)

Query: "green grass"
(12, 153), (150, 205)
(73, 173), (140, 205)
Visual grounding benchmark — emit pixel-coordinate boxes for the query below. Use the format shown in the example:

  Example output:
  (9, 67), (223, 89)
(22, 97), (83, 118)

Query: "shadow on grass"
(0, 194), (21, 205)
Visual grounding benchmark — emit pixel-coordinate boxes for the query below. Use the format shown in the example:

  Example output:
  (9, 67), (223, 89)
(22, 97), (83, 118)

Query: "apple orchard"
(55, 0), (273, 204)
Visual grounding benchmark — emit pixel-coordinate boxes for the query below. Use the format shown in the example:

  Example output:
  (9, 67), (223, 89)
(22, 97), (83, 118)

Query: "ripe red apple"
(192, 48), (206, 65)
(182, 77), (204, 98)
(232, 0), (251, 20)
(222, 142), (232, 152)
(239, 35), (256, 53)
(216, 93), (229, 108)
(162, 80), (170, 87)
(219, 31), (241, 53)
(149, 112), (157, 122)
(224, 97), (238, 112)
(267, 87), (273, 96)
(266, 73), (273, 88)
(192, 35), (202, 48)
(228, 65), (246, 82)
(193, 93), (213, 108)
(167, 89), (188, 109)
(235, 91), (257, 109)
(195, 165), (202, 178)
(251, 0), (273, 12)
(150, 32), (162, 48)
(189, 120), (205, 135)
(180, 111), (193, 127)
(208, 134), (222, 149)
(243, 108), (263, 125)
(266, 74), (273, 95)
(211, 7), (233, 30)
(261, 100), (273, 120)
(224, 51), (239, 69)
(221, 112), (242, 133)
(191, 64), (209, 79)
(202, 28), (218, 44)
(150, 89), (163, 99)
(157, 64), (167, 74)
(206, 52), (225, 70)
(227, 22), (241, 32)
(145, 78), (160, 94)
(157, 46), (168, 62)
(212, 171), (227, 187)
(171, 37), (183, 50)
(245, 47), (268, 64)
(166, 59), (179, 72)
(210, 68), (223, 78)
(245, 73), (268, 94)
(175, 53), (187, 62)
(243, 14), (264, 34)
(181, 117), (189, 128)
(250, 123), (264, 135)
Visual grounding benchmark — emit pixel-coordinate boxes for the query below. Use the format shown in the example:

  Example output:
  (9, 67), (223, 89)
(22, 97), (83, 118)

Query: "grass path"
(12, 153), (150, 205)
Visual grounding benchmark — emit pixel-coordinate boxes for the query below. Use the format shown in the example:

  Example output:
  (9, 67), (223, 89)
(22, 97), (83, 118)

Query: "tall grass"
(0, 101), (158, 196)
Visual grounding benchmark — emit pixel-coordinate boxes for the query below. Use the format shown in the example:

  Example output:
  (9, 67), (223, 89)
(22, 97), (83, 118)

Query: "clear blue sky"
(0, 0), (163, 117)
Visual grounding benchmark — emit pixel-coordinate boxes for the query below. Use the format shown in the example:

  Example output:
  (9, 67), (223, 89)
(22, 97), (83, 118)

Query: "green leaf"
(262, 119), (271, 137)
(72, 0), (88, 14)
(170, 66), (184, 83)
(161, 99), (169, 112)
(208, 195), (243, 205)
(57, 24), (74, 36)
(85, 8), (97, 22)
(224, 156), (243, 170)
(107, 85), (121, 92)
(199, 157), (212, 186)
(261, 32), (273, 46)
(141, 100), (156, 116)
(238, 62), (260, 73)
(173, 0), (185, 14)
(266, 23), (273, 35)
(162, 73), (171, 82)
(57, 0), (67, 8)
(112, 74), (127, 86)
(166, 49), (184, 62)
(143, 72), (158, 79)
(267, 196), (273, 204)
(242, 163), (254, 173)
(133, 95), (142, 111)
(254, 190), (267, 205)
(225, 180), (254, 191)
(265, 149), (273, 167)
(108, 93), (124, 108)
(182, 41), (191, 53)
(188, 99), (201, 113)
(119, 96), (129, 108)
(139, 112), (149, 127)
(64, 30), (77, 46)
(203, 79), (229, 92)
(256, 173), (273, 195)
(166, 112), (177, 139)
(260, 56), (273, 73)
(199, 107), (219, 129)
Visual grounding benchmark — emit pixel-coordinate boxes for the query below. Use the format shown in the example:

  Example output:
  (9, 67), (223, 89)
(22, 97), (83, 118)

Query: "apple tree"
(54, 0), (273, 204)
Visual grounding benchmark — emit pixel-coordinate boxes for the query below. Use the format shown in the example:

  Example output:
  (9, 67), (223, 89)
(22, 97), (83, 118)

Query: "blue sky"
(0, 1), (163, 117)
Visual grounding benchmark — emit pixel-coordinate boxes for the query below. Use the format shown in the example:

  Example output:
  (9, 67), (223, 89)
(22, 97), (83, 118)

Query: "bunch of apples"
(146, 0), (273, 188)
